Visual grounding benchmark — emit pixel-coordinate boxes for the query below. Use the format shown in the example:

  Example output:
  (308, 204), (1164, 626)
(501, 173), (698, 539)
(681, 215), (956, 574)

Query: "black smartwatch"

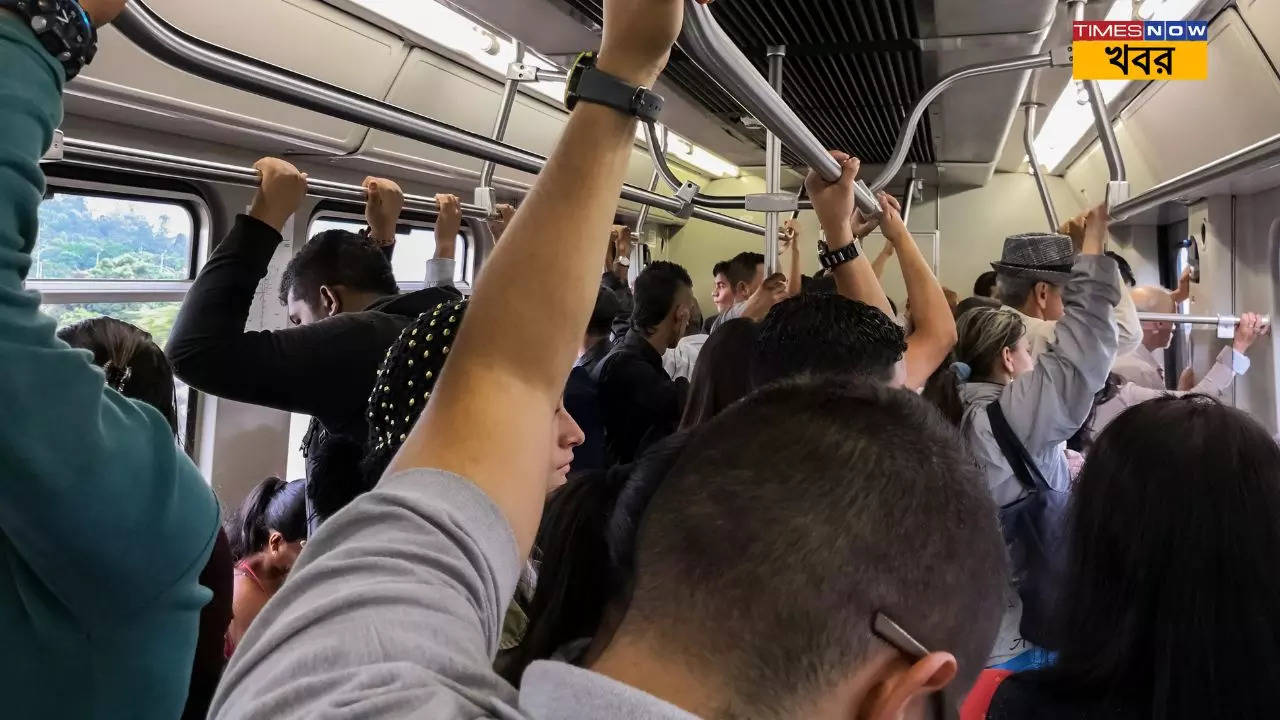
(1, 0), (98, 80)
(818, 237), (864, 270)
(565, 51), (664, 123)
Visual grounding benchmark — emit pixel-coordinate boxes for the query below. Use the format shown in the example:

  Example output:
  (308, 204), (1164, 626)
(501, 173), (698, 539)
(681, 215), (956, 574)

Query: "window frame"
(307, 201), (474, 292)
(32, 174), (214, 456)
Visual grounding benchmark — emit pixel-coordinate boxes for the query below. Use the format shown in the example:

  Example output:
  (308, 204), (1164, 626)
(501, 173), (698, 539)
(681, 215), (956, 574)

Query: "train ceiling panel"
(555, 0), (936, 167)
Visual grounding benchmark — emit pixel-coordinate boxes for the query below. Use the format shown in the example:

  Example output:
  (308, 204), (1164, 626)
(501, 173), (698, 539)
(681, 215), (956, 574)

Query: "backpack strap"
(986, 401), (1049, 496)
(959, 669), (1014, 720)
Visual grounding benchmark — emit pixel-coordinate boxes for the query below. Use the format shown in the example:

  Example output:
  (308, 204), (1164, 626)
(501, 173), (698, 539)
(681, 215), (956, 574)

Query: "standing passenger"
(565, 289), (622, 472)
(926, 205), (1120, 669)
(594, 261), (693, 464)
(0, 4), (220, 718)
(167, 163), (461, 529)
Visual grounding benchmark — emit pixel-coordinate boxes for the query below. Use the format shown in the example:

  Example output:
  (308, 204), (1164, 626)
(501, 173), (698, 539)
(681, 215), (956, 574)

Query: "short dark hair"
(1105, 250), (1136, 287)
(587, 288), (623, 338)
(725, 251), (764, 289)
(279, 229), (399, 307)
(58, 316), (178, 435)
(1028, 395), (1280, 718)
(620, 378), (1007, 715)
(680, 318), (758, 429)
(711, 260), (731, 279)
(752, 294), (907, 387)
(632, 261), (692, 336)
(953, 294), (1002, 320)
(973, 270), (998, 298)
(996, 272), (1056, 309)
(226, 476), (306, 562)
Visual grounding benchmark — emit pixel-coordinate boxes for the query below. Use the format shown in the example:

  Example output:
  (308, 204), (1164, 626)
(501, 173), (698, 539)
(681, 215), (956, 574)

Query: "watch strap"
(2, 0), (97, 80)
(569, 65), (664, 123)
(819, 239), (864, 270)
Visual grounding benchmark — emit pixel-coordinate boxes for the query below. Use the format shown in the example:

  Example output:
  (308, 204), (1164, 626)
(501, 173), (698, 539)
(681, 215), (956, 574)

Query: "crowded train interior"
(5, 0), (1280, 717)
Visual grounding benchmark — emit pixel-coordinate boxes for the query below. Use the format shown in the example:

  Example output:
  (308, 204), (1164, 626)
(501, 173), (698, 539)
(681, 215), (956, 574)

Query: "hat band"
(996, 261), (1073, 274)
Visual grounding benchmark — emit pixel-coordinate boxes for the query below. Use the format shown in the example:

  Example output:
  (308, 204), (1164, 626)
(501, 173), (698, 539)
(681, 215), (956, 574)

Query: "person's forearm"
(827, 225), (894, 318)
(894, 229), (956, 388)
(389, 102), (637, 557)
(785, 244), (801, 297)
(871, 245), (893, 280)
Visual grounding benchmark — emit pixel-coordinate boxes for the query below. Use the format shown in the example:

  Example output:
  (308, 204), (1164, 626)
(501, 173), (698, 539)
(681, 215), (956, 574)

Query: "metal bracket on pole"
(672, 181), (700, 219)
(745, 193), (799, 213)
(41, 129), (64, 162)
(1217, 317), (1236, 340)
(1049, 45), (1073, 67)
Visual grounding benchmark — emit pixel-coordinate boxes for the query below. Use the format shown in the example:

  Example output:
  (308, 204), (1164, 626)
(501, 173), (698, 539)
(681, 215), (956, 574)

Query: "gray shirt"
(209, 470), (696, 719)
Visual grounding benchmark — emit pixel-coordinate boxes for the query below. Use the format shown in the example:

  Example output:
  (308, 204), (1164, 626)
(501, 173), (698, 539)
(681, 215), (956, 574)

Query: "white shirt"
(1111, 344), (1166, 391)
(663, 334), (708, 381)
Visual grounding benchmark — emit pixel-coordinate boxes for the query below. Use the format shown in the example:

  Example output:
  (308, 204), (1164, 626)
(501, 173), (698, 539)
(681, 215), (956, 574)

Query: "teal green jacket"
(0, 15), (220, 719)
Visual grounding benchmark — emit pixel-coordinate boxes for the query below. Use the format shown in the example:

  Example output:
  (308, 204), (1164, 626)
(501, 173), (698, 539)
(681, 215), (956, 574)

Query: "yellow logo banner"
(1073, 41), (1208, 81)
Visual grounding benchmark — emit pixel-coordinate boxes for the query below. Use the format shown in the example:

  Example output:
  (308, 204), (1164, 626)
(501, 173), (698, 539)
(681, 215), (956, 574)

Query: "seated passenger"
(924, 205), (1120, 669)
(224, 477), (307, 654)
(661, 297), (706, 380)
(1084, 311), (1266, 443)
(964, 395), (1280, 719)
(58, 317), (234, 720)
(1111, 284), (1183, 389)
(594, 260), (693, 464)
(997, 213), (1140, 359)
(565, 288), (622, 472)
(1, 7), (220, 717)
(808, 170), (955, 389)
(167, 162), (460, 530)
(752, 292), (907, 387)
(679, 317), (759, 428)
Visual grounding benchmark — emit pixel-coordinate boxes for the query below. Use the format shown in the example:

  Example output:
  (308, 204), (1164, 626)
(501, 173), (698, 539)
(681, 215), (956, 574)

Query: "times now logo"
(1073, 20), (1209, 41)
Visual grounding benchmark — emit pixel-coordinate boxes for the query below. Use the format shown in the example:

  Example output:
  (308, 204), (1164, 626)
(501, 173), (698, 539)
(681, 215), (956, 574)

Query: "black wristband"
(565, 52), (664, 123)
(818, 239), (864, 270)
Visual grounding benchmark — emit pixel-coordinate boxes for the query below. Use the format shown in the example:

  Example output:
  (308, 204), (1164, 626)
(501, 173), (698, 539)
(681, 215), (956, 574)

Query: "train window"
(31, 181), (209, 455)
(308, 215), (470, 284)
(33, 191), (194, 280)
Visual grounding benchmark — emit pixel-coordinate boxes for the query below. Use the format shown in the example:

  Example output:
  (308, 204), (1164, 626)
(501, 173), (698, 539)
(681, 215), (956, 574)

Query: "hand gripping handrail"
(111, 0), (765, 237)
(678, 0), (881, 217)
(56, 138), (495, 219)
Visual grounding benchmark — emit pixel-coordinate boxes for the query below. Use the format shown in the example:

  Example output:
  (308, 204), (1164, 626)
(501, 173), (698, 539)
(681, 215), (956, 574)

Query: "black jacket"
(592, 329), (687, 465)
(564, 337), (615, 473)
(167, 215), (459, 526)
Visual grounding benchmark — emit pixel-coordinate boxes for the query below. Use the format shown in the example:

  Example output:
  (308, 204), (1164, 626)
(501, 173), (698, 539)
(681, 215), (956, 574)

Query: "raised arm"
(880, 191), (956, 389)
(1003, 204), (1121, 452)
(781, 219), (802, 298)
(427, 192), (460, 287)
(0, 0), (217, 629)
(364, 176), (402, 247)
(385, 0), (699, 558)
(870, 239), (895, 280)
(805, 153), (895, 319)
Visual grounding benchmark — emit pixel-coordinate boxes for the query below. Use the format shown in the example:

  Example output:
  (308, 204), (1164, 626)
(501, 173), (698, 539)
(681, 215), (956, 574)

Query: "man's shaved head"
(1131, 286), (1175, 314)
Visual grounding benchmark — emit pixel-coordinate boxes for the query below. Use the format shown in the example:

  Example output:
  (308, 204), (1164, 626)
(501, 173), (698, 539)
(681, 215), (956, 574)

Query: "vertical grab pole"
(475, 42), (526, 214)
(1068, 0), (1129, 207)
(764, 45), (786, 275)
(633, 126), (668, 284)
(1022, 102), (1061, 232)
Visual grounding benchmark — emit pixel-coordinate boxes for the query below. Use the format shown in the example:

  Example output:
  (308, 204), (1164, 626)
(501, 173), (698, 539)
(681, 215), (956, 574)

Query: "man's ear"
(1034, 281), (1050, 309)
(861, 651), (957, 720)
(319, 285), (341, 317)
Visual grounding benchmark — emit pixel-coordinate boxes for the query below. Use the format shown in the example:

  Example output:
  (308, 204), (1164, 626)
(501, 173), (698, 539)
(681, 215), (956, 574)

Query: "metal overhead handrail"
(642, 121), (744, 209)
(1111, 131), (1280, 223)
(1022, 102), (1060, 232)
(1137, 313), (1269, 325)
(1067, 0), (1129, 207)
(56, 138), (494, 219)
(112, 0), (765, 237)
(865, 50), (1066, 193)
(679, 0), (881, 217)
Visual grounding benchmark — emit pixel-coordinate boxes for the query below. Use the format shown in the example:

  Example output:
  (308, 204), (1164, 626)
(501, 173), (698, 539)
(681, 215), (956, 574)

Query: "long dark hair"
(226, 476), (307, 562)
(1029, 395), (1280, 717)
(496, 433), (690, 685)
(679, 318), (757, 429)
(57, 316), (178, 434)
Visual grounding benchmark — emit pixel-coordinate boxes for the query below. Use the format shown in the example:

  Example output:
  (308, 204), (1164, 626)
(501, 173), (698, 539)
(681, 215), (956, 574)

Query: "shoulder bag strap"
(986, 401), (1049, 495)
